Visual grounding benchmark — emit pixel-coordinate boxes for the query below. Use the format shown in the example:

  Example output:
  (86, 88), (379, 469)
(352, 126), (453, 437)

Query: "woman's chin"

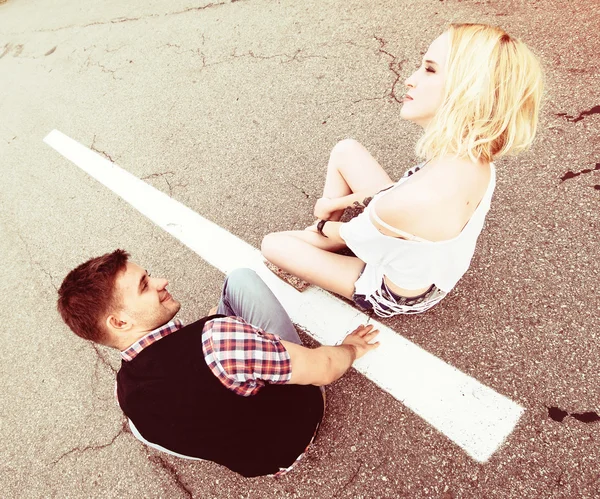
(399, 110), (428, 128)
(399, 110), (416, 123)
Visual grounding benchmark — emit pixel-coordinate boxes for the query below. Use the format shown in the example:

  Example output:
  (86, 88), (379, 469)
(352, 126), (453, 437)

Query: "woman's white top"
(339, 162), (496, 296)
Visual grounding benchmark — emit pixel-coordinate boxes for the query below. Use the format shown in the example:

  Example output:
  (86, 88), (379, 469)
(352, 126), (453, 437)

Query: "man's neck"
(115, 322), (170, 352)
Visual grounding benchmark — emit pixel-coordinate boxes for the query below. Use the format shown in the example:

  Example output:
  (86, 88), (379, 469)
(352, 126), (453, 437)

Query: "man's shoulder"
(182, 314), (228, 332)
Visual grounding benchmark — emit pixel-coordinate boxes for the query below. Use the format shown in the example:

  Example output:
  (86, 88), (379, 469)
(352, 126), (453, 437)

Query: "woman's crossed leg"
(261, 139), (393, 299)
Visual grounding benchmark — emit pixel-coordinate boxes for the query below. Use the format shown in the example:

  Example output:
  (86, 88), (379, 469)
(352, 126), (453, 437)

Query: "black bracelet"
(317, 219), (328, 238)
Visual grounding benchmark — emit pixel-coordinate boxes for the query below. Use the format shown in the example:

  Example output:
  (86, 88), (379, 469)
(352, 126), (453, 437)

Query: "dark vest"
(116, 316), (324, 477)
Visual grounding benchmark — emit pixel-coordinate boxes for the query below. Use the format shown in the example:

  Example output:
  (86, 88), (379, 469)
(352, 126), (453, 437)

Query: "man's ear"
(106, 313), (132, 333)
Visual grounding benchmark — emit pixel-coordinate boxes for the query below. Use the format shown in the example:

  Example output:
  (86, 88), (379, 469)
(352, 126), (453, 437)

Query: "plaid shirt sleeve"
(201, 316), (292, 397)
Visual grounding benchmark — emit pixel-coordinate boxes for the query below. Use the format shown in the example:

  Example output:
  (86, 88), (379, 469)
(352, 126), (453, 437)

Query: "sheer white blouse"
(339, 162), (496, 296)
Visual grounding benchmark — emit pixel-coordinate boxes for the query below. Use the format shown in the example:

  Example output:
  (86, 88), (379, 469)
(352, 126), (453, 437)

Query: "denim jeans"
(216, 268), (302, 345)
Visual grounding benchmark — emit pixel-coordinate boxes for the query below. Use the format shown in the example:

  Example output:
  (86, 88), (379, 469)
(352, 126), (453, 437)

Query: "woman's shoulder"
(374, 157), (492, 241)
(423, 157), (492, 200)
(387, 157), (488, 204)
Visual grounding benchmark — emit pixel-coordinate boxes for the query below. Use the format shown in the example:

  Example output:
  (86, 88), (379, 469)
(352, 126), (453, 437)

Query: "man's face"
(113, 261), (181, 332)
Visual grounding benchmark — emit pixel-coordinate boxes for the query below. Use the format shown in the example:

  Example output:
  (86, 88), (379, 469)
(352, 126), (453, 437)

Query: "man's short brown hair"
(57, 249), (130, 344)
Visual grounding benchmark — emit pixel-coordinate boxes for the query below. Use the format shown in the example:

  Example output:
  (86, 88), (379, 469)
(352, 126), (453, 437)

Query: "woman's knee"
(327, 138), (366, 176)
(261, 232), (283, 260)
(330, 138), (362, 160)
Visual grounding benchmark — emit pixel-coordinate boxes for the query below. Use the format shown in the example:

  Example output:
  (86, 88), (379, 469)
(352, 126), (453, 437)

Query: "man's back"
(116, 316), (324, 477)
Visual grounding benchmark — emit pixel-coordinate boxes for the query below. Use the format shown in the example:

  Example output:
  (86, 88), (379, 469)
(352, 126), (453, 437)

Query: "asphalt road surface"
(1, 0), (599, 497)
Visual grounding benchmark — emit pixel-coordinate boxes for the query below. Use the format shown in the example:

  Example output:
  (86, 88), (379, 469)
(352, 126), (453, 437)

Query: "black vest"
(116, 316), (324, 477)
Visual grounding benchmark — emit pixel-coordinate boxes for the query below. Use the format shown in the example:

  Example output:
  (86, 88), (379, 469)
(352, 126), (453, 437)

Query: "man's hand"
(341, 324), (380, 360)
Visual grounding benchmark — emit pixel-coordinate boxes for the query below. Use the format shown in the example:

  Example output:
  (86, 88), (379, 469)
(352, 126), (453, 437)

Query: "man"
(57, 249), (379, 477)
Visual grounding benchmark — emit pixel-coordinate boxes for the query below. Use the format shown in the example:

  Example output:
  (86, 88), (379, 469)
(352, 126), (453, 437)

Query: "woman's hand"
(313, 197), (339, 220)
(305, 221), (319, 233)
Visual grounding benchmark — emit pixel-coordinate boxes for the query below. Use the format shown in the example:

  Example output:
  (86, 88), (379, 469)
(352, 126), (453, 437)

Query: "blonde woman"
(261, 24), (544, 317)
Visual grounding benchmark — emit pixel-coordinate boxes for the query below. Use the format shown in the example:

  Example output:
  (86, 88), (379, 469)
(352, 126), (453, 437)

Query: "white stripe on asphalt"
(44, 129), (524, 462)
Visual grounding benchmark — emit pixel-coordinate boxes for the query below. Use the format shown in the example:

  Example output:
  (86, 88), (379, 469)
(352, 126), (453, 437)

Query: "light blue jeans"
(216, 268), (302, 345)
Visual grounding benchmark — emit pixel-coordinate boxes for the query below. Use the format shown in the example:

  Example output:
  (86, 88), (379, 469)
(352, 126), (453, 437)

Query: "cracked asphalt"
(1, 0), (599, 497)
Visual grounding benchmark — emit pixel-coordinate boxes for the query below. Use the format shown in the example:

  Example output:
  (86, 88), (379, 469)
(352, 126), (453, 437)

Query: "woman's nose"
(405, 70), (417, 88)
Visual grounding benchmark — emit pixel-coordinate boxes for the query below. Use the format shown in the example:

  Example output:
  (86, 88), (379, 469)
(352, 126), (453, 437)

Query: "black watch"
(317, 219), (329, 238)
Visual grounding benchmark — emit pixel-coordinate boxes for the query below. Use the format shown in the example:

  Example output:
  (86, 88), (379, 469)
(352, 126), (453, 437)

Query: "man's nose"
(155, 278), (169, 290)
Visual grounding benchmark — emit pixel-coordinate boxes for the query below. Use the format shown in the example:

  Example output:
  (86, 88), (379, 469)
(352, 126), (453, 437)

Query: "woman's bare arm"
(314, 184), (394, 220)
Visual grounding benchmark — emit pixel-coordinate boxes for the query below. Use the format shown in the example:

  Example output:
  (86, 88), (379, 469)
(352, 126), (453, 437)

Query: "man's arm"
(281, 324), (379, 386)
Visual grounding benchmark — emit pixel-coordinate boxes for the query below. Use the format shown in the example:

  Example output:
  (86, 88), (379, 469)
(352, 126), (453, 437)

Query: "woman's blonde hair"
(416, 23), (544, 163)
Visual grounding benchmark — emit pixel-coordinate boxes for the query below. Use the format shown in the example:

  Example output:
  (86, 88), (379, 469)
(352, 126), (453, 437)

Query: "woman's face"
(400, 32), (450, 128)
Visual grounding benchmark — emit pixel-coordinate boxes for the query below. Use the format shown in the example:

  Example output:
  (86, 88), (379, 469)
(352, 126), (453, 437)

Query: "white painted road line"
(44, 129), (524, 462)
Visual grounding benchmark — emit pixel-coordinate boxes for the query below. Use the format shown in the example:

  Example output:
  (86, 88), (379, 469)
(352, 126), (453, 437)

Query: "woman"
(261, 24), (544, 317)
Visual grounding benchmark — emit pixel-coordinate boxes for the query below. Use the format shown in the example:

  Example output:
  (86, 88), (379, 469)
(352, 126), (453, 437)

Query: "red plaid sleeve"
(201, 316), (292, 397)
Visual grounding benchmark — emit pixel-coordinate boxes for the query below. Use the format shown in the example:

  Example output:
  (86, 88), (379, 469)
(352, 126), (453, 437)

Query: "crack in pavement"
(560, 162), (600, 182)
(556, 105), (600, 123)
(159, 44), (206, 65)
(16, 233), (58, 291)
(147, 453), (193, 498)
(90, 345), (114, 402)
(333, 459), (364, 498)
(30, 1), (247, 34)
(50, 419), (128, 465)
(317, 95), (386, 106)
(231, 47), (329, 64)
(141, 171), (175, 180)
(91, 343), (118, 375)
(92, 61), (122, 80)
(175, 0), (241, 16)
(140, 171), (188, 197)
(374, 36), (407, 105)
(90, 135), (116, 163)
(105, 44), (128, 54)
(159, 38), (325, 74)
(82, 53), (123, 80)
(289, 183), (310, 199)
(352, 95), (387, 104)
(179, 46), (321, 74)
